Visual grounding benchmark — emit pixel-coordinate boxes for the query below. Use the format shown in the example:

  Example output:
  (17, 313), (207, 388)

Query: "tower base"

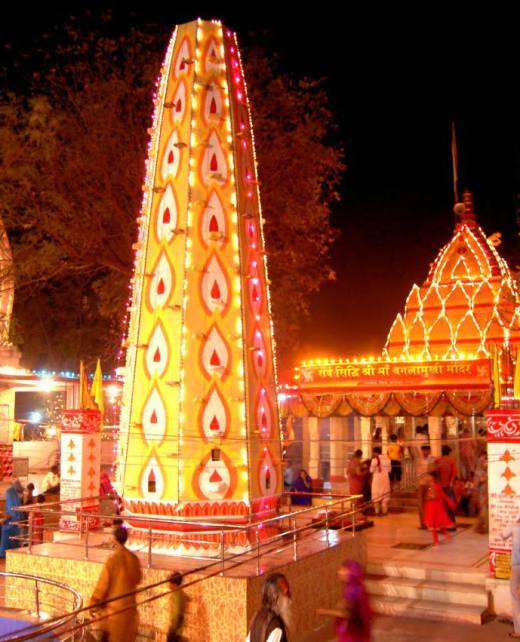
(6, 530), (364, 641)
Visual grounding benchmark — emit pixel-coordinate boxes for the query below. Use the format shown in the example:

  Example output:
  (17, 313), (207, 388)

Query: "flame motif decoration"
(145, 322), (170, 378)
(141, 386), (167, 446)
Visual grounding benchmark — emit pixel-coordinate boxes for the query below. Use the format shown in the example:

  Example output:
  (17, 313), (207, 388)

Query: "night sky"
(2, 5), (518, 363)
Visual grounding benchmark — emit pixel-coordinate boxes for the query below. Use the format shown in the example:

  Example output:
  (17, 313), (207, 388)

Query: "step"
(366, 562), (487, 587)
(389, 501), (418, 509)
(366, 574), (488, 607)
(369, 594), (488, 625)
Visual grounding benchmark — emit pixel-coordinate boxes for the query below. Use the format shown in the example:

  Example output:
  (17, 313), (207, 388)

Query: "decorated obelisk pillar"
(115, 19), (282, 548)
(60, 409), (101, 531)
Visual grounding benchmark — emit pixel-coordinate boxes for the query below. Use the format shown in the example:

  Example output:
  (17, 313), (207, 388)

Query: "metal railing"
(0, 570), (83, 641)
(15, 491), (362, 572)
(2, 490), (367, 642)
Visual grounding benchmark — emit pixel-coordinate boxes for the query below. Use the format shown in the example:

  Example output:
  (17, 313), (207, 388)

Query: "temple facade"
(282, 193), (520, 480)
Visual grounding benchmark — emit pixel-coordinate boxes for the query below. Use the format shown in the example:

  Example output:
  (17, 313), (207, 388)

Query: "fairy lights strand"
(232, 29), (284, 497)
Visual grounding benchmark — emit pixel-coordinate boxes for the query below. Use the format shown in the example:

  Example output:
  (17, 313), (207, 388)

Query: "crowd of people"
(88, 524), (370, 642)
(0, 477), (45, 557)
(343, 424), (488, 544)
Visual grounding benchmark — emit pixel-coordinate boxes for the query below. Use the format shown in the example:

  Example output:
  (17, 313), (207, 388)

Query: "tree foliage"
(0, 16), (344, 369)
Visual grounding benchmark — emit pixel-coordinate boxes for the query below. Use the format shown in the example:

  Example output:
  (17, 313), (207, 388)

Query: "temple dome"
(385, 191), (520, 359)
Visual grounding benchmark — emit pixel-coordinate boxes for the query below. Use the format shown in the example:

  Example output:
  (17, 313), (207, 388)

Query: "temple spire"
(451, 121), (459, 204)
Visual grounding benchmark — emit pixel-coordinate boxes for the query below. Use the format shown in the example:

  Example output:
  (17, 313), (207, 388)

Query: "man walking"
(90, 526), (142, 641)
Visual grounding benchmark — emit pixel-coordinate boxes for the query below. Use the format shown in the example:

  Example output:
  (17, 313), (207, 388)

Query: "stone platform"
(6, 527), (365, 641)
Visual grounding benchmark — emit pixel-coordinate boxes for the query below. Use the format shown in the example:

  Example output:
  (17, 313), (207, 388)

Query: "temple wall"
(6, 533), (365, 641)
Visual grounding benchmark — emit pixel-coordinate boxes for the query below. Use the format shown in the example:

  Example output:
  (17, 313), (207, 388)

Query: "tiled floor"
(363, 512), (488, 572)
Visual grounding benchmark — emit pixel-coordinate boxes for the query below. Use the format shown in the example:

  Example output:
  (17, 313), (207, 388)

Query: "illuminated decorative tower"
(116, 20), (281, 545)
(385, 191), (520, 360)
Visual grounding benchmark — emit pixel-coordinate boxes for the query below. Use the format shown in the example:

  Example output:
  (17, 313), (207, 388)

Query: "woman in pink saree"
(317, 560), (371, 642)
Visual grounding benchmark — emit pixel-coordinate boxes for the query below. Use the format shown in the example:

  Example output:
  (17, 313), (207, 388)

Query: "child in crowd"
(387, 434), (402, 491)
(423, 471), (456, 546)
(167, 572), (186, 642)
(460, 473), (475, 516)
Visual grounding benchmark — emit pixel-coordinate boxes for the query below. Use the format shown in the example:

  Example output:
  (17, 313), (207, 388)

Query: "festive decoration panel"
(487, 409), (520, 579)
(116, 20), (281, 527)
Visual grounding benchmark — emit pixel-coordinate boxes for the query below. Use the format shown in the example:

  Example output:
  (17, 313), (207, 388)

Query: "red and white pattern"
(142, 386), (167, 445)
(174, 37), (192, 78)
(203, 83), (223, 124)
(198, 457), (231, 500)
(161, 130), (182, 182)
(201, 190), (226, 245)
(251, 327), (267, 377)
(487, 409), (520, 442)
(200, 130), (228, 185)
(258, 448), (277, 496)
(201, 385), (228, 439)
(156, 184), (178, 243)
(200, 254), (229, 314)
(146, 323), (169, 378)
(140, 455), (165, 500)
(201, 325), (230, 378)
(171, 80), (187, 124)
(256, 391), (272, 437)
(204, 37), (221, 75)
(148, 251), (174, 310)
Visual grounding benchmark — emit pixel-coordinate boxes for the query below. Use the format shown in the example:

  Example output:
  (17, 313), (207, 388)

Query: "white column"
(353, 415), (361, 452)
(445, 415), (459, 471)
(303, 416), (320, 478)
(330, 417), (347, 481)
(404, 416), (415, 446)
(360, 416), (372, 459)
(428, 416), (443, 457)
(377, 416), (390, 451)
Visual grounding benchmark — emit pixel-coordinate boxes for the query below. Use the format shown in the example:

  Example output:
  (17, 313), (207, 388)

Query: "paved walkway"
(363, 511), (488, 571)
(302, 614), (512, 641)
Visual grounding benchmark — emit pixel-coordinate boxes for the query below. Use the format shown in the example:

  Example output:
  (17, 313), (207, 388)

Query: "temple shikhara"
(115, 19), (282, 543)
(386, 191), (519, 360)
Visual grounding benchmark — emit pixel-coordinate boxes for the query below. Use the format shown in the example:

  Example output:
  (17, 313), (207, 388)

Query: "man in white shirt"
(41, 464), (60, 494)
(370, 447), (391, 516)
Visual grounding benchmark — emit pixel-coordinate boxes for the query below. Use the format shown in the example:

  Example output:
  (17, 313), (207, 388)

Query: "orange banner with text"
(298, 358), (491, 392)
